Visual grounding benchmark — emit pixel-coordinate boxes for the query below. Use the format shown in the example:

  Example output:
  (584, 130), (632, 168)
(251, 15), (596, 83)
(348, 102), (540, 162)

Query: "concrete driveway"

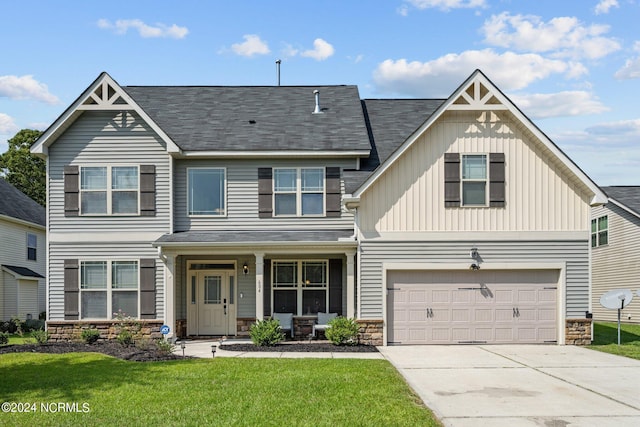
(378, 345), (640, 427)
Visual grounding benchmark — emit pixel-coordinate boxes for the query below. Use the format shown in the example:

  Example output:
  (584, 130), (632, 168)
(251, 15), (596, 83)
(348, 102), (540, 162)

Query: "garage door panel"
(431, 329), (452, 343)
(474, 328), (493, 342)
(495, 309), (513, 322)
(451, 328), (470, 342)
(432, 290), (452, 303)
(494, 289), (514, 303)
(432, 309), (450, 321)
(451, 309), (469, 322)
(409, 309), (427, 322)
(495, 328), (514, 342)
(474, 309), (493, 322)
(408, 290), (427, 303)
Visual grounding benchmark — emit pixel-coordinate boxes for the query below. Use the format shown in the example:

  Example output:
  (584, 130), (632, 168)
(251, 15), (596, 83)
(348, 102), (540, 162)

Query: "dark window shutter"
(444, 153), (460, 207)
(489, 153), (506, 207)
(64, 166), (79, 217)
(140, 259), (156, 319)
(325, 167), (341, 217)
(140, 165), (156, 216)
(329, 259), (342, 315)
(258, 168), (273, 218)
(64, 259), (79, 320)
(263, 259), (271, 317)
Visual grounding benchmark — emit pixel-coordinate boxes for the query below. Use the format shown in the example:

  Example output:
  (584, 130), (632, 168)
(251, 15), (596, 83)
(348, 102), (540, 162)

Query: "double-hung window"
(80, 166), (139, 215)
(461, 155), (487, 206)
(27, 233), (37, 261)
(274, 168), (324, 216)
(591, 216), (608, 248)
(80, 260), (139, 319)
(188, 168), (226, 216)
(272, 260), (328, 315)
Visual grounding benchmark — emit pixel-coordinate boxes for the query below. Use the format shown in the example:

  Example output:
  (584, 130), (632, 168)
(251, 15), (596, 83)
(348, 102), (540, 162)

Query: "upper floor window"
(188, 168), (226, 216)
(274, 168), (324, 216)
(27, 233), (37, 261)
(80, 166), (139, 215)
(80, 260), (139, 319)
(591, 216), (608, 248)
(461, 154), (487, 206)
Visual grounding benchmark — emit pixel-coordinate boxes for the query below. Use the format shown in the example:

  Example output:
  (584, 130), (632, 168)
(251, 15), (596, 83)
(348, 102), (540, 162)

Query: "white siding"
(591, 204), (640, 323)
(3, 273), (17, 319)
(18, 280), (38, 320)
(359, 111), (593, 233)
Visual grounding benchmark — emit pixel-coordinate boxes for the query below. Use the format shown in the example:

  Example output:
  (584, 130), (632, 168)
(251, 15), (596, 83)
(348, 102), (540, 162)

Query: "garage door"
(387, 270), (558, 345)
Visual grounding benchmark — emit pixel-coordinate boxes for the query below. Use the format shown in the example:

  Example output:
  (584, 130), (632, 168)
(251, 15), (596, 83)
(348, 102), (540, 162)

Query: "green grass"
(6, 332), (36, 345)
(0, 353), (440, 427)
(589, 322), (640, 360)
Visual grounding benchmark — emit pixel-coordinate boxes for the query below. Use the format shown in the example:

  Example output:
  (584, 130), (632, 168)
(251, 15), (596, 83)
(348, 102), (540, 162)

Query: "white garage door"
(387, 270), (558, 345)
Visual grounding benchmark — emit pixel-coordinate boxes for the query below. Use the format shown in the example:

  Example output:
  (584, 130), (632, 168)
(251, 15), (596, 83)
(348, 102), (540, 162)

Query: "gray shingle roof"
(123, 85), (371, 152)
(602, 186), (640, 217)
(343, 99), (445, 193)
(2, 265), (44, 278)
(0, 178), (45, 226)
(154, 229), (355, 245)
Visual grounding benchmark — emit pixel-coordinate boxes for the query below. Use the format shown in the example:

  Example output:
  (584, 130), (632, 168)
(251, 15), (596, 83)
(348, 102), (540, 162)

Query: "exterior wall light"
(243, 263), (249, 275)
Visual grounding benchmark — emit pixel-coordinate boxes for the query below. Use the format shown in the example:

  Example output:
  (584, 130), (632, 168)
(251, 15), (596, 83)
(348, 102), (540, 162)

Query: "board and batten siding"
(591, 203), (640, 323)
(359, 111), (592, 233)
(174, 159), (354, 231)
(359, 240), (589, 319)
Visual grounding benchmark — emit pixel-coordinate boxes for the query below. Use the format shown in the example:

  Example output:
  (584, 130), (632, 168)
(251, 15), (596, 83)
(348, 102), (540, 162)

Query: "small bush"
(11, 317), (22, 336)
(325, 317), (359, 346)
(39, 311), (47, 320)
(31, 329), (49, 345)
(155, 339), (176, 355)
(0, 332), (8, 345)
(135, 338), (153, 351)
(117, 330), (134, 346)
(0, 321), (13, 333)
(250, 319), (285, 346)
(81, 328), (101, 344)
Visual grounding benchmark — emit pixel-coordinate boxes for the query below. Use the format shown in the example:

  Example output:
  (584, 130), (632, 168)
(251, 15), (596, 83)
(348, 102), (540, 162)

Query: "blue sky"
(1, 0), (639, 185)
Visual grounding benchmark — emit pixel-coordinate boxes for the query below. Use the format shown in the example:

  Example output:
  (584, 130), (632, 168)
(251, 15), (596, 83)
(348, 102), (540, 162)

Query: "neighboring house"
(0, 178), (46, 321)
(31, 70), (605, 345)
(591, 186), (640, 323)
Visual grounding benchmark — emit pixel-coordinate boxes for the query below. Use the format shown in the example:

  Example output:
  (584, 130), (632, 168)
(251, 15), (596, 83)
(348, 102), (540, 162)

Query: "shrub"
(11, 317), (22, 336)
(81, 328), (101, 344)
(0, 332), (8, 345)
(155, 339), (176, 355)
(117, 330), (134, 346)
(112, 309), (140, 345)
(39, 311), (47, 320)
(23, 319), (45, 332)
(250, 319), (285, 346)
(31, 329), (49, 345)
(325, 317), (359, 346)
(0, 321), (12, 333)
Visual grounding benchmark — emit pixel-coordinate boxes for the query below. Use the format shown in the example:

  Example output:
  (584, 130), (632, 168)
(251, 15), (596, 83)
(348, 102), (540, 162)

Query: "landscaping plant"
(81, 328), (101, 344)
(249, 318), (285, 346)
(325, 316), (359, 346)
(31, 329), (49, 344)
(0, 332), (8, 345)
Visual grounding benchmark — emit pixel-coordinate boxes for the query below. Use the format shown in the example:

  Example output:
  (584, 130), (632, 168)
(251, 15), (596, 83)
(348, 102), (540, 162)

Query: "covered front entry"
(387, 269), (558, 345)
(187, 269), (236, 336)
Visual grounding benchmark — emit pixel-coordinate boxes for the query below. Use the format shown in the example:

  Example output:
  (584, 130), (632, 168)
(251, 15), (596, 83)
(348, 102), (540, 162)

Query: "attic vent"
(312, 90), (323, 114)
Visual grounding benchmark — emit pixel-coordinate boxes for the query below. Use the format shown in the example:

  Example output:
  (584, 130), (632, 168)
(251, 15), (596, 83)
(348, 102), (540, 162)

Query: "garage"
(387, 270), (558, 345)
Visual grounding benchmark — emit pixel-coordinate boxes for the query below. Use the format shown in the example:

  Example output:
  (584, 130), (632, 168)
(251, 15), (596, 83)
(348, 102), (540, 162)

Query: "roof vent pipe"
(276, 59), (281, 86)
(313, 90), (323, 114)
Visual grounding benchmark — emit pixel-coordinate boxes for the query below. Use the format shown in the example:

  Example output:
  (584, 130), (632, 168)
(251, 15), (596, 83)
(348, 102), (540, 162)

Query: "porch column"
(164, 254), (176, 341)
(255, 252), (265, 321)
(346, 250), (356, 318)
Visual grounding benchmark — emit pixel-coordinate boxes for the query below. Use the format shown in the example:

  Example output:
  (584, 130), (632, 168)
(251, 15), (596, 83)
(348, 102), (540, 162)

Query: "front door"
(188, 271), (236, 336)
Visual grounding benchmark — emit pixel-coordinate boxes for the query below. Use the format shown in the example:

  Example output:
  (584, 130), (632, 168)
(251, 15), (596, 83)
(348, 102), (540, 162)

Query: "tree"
(0, 129), (46, 206)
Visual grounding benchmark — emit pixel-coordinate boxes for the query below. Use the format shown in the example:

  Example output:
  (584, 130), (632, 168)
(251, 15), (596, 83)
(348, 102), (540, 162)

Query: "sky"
(1, 0), (639, 185)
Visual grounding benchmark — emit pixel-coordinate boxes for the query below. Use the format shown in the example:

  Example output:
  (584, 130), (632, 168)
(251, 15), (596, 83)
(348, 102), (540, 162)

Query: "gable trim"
(608, 198), (640, 221)
(352, 69), (607, 206)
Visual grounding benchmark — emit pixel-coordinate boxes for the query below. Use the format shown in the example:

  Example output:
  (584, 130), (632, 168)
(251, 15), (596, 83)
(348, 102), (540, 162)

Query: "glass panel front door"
(188, 271), (236, 336)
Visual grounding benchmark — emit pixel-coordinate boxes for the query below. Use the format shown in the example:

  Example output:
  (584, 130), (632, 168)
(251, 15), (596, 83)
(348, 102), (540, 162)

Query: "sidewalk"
(172, 339), (383, 359)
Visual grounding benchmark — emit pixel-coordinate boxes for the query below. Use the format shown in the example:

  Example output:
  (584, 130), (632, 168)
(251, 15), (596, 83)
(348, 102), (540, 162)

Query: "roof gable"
(353, 69), (607, 205)
(601, 186), (640, 220)
(0, 178), (45, 227)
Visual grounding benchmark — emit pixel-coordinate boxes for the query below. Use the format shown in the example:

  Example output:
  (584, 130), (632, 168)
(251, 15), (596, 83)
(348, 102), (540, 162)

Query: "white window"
(27, 233), (37, 261)
(80, 166), (139, 215)
(188, 168), (226, 216)
(591, 216), (608, 248)
(274, 168), (324, 216)
(271, 260), (328, 315)
(80, 260), (139, 319)
(461, 155), (487, 206)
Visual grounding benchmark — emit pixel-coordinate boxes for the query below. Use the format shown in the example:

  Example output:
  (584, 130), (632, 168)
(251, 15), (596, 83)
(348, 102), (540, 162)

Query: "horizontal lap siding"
(359, 240), (588, 319)
(174, 159), (354, 231)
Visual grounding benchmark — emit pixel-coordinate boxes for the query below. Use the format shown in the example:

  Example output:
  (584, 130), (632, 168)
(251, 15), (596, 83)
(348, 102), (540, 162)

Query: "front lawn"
(0, 353), (440, 426)
(5, 332), (36, 345)
(589, 322), (640, 360)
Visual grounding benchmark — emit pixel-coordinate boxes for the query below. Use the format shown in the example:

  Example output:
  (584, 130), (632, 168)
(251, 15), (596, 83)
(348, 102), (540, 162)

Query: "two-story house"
(32, 70), (605, 345)
(0, 178), (46, 321)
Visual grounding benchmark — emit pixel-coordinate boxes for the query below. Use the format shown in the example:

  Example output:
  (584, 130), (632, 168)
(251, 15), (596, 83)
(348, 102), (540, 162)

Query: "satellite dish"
(600, 289), (634, 310)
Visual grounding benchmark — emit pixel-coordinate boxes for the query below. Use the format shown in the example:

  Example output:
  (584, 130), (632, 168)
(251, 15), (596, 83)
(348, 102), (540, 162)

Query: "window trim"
(78, 259), (140, 320)
(271, 259), (329, 316)
(461, 153), (488, 207)
(26, 232), (37, 261)
(591, 215), (608, 248)
(79, 165), (140, 216)
(187, 167), (227, 217)
(273, 167), (326, 217)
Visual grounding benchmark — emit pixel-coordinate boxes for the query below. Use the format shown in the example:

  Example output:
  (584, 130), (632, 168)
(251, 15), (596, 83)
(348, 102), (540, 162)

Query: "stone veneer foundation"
(46, 321), (164, 342)
(357, 319), (383, 346)
(565, 318), (592, 345)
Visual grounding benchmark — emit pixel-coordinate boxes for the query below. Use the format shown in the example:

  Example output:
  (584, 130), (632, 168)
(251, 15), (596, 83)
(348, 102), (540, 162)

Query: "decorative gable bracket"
(78, 80), (134, 110)
(449, 79), (508, 111)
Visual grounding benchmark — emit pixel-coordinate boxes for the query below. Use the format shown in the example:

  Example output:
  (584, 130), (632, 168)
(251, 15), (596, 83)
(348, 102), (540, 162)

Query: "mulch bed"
(221, 341), (379, 353)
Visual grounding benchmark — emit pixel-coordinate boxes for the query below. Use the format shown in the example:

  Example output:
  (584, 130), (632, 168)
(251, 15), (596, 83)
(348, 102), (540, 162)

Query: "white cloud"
(405, 0), (486, 11)
(97, 19), (188, 39)
(0, 75), (59, 104)
(231, 34), (270, 57)
(300, 38), (335, 61)
(0, 113), (18, 134)
(481, 13), (620, 60)
(615, 42), (640, 79)
(594, 0), (619, 15)
(510, 91), (608, 119)
(585, 118), (640, 138)
(372, 49), (586, 97)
